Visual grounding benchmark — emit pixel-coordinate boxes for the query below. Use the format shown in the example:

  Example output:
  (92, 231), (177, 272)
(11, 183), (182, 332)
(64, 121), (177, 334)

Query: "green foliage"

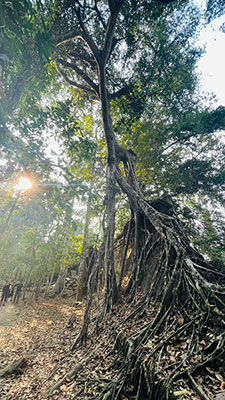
(0, 0), (225, 278)
(0, 0), (55, 132)
(206, 0), (225, 23)
(0, 187), (80, 281)
(177, 195), (225, 263)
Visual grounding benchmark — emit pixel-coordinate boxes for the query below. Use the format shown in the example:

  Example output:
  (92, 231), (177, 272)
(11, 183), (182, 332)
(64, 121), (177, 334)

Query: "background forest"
(0, 0), (225, 398)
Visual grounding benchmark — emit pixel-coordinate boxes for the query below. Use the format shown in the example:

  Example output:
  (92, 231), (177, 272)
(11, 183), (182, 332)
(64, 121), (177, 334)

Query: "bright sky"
(14, 177), (33, 192)
(197, 13), (225, 107)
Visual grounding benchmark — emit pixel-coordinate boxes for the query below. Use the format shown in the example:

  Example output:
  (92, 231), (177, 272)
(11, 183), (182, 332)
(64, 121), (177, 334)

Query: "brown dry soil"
(0, 297), (86, 399)
(0, 296), (224, 400)
(0, 304), (20, 327)
(0, 295), (145, 400)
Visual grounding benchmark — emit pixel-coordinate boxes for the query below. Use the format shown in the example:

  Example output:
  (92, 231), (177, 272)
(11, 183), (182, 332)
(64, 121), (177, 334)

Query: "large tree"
(1, 0), (225, 398)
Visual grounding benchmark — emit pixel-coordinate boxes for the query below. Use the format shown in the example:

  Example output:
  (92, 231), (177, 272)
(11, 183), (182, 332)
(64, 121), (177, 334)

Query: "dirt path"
(0, 298), (84, 400)
(0, 303), (20, 328)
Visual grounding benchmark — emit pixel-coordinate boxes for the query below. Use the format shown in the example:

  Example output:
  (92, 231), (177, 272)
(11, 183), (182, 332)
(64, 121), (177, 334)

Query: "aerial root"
(101, 264), (225, 400)
(104, 332), (225, 400)
(187, 371), (211, 400)
(47, 345), (100, 396)
(0, 357), (27, 377)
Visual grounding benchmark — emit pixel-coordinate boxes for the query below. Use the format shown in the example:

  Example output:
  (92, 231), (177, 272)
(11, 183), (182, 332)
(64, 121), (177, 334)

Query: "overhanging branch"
(58, 59), (99, 98)
(56, 30), (83, 48)
(66, 49), (96, 69)
(101, 0), (125, 64)
(56, 64), (99, 100)
(75, 8), (100, 60)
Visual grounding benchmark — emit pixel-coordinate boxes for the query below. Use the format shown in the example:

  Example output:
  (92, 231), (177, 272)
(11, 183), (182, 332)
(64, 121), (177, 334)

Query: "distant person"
(9, 282), (16, 300)
(1, 282), (10, 306)
(13, 282), (23, 304)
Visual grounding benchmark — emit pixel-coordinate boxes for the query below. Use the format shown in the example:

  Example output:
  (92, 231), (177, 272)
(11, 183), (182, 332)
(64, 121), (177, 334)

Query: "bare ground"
(0, 295), (224, 400)
(0, 297), (84, 400)
(0, 304), (20, 327)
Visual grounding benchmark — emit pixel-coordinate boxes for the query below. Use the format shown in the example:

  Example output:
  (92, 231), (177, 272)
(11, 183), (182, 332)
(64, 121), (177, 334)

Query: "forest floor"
(0, 296), (84, 399)
(0, 295), (224, 400)
(0, 303), (20, 327)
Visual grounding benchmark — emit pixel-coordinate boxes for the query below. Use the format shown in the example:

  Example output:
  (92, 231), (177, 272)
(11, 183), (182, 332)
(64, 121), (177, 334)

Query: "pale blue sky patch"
(197, 13), (225, 106)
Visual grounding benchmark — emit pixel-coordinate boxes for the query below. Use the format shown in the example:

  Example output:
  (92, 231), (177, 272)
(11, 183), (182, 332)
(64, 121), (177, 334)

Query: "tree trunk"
(98, 63), (118, 313)
(54, 3), (225, 398)
(33, 278), (43, 301)
(118, 212), (133, 289)
(103, 166), (118, 314)
(54, 269), (65, 295)
(77, 192), (92, 301)
(71, 249), (98, 349)
(0, 358), (27, 377)
(54, 5), (225, 398)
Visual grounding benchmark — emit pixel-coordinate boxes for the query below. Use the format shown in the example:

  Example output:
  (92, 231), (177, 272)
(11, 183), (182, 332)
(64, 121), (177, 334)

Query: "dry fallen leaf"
(60, 384), (67, 392)
(168, 356), (176, 364)
(214, 392), (225, 400)
(174, 389), (188, 396)
(178, 317), (184, 326)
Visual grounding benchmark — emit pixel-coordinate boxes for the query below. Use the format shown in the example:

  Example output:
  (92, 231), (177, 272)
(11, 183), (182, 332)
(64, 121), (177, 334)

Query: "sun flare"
(14, 177), (33, 192)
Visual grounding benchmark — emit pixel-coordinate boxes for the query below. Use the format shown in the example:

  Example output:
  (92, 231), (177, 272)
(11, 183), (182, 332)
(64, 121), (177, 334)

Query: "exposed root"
(71, 259), (99, 350)
(72, 163), (225, 399)
(97, 195), (225, 399)
(187, 372), (211, 400)
(0, 357), (27, 377)
(48, 345), (99, 396)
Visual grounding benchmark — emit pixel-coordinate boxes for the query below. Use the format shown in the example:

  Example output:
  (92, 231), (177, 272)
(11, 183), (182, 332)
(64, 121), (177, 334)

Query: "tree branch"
(66, 49), (96, 69)
(108, 0), (125, 14)
(55, 64), (99, 100)
(56, 23), (99, 63)
(56, 30), (83, 48)
(58, 59), (99, 97)
(75, 8), (100, 60)
(94, 0), (107, 30)
(101, 0), (125, 64)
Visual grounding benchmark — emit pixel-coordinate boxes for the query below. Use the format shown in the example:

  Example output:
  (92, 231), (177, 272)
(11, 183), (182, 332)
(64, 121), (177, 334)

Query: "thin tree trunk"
(0, 197), (18, 244)
(77, 191), (92, 301)
(103, 166), (118, 314)
(33, 278), (43, 301)
(46, 262), (56, 295)
(118, 212), (133, 289)
(71, 253), (98, 349)
(126, 209), (143, 302)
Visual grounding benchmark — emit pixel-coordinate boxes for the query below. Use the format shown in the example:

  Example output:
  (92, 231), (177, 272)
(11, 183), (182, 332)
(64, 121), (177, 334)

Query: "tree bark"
(118, 212), (133, 289)
(98, 60), (118, 312)
(0, 358), (27, 377)
(77, 192), (92, 301)
(103, 166), (118, 314)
